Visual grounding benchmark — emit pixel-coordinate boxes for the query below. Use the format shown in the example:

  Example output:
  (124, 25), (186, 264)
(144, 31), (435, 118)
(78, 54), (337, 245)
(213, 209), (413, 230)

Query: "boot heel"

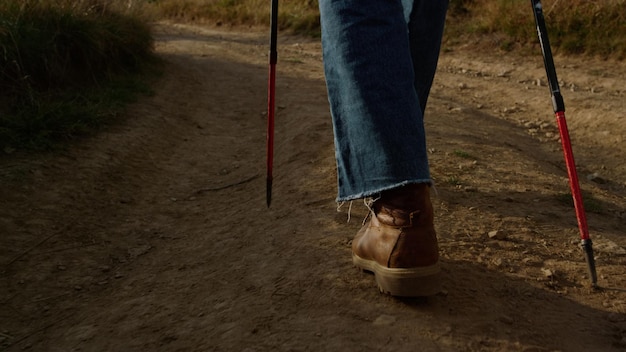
(353, 253), (442, 297)
(375, 269), (442, 297)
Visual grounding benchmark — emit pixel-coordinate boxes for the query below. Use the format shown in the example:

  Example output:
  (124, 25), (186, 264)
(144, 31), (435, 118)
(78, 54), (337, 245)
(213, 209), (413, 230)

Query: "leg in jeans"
(319, 0), (448, 296)
(319, 0), (448, 202)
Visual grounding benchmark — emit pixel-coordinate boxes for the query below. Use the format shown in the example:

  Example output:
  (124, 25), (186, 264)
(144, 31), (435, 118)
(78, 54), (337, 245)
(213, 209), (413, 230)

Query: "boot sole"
(352, 253), (442, 297)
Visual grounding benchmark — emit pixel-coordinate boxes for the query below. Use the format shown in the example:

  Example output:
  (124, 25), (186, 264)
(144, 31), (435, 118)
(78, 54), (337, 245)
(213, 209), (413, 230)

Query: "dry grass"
(456, 0), (626, 58)
(151, 0), (626, 58)
(153, 0), (320, 35)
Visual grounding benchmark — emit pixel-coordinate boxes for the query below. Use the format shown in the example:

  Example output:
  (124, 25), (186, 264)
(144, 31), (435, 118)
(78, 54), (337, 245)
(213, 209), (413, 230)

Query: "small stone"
(540, 122), (551, 129)
(541, 268), (555, 278)
(503, 107), (517, 114)
(497, 70), (510, 77)
(373, 315), (397, 326)
(488, 230), (507, 240)
(524, 121), (537, 128)
(587, 173), (607, 184)
(522, 257), (539, 266)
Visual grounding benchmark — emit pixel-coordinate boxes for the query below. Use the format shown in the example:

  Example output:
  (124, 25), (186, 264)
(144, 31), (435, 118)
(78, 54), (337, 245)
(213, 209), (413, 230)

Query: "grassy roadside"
(152, 0), (626, 59)
(0, 0), (158, 152)
(453, 0), (626, 58)
(2, 0), (623, 153)
(153, 0), (320, 35)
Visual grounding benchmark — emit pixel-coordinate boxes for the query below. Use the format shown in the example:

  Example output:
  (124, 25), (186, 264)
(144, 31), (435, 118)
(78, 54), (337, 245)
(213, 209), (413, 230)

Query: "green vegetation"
(446, 175), (462, 186)
(0, 0), (158, 151)
(453, 150), (475, 159)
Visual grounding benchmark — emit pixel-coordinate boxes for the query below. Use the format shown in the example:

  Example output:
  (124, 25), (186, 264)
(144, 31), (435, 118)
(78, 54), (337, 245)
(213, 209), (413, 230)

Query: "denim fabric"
(319, 0), (448, 201)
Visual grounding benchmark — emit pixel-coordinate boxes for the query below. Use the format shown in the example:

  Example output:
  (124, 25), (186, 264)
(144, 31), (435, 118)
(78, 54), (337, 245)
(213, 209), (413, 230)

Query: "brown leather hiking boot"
(352, 183), (441, 297)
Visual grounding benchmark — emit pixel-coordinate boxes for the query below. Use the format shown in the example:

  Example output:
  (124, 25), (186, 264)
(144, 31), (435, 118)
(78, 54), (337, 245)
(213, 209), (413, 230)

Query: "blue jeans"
(319, 0), (448, 202)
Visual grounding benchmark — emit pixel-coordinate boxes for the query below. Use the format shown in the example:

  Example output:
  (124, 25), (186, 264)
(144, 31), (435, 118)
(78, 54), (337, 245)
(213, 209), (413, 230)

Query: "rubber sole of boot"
(352, 253), (442, 297)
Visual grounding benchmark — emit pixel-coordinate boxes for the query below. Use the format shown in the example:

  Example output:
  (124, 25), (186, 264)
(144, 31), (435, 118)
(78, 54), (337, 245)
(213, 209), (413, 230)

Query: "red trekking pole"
(531, 0), (597, 287)
(266, 0), (278, 207)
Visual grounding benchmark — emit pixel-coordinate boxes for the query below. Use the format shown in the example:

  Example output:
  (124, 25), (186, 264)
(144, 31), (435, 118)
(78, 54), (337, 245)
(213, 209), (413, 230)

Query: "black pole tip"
(266, 180), (272, 208)
(581, 239), (598, 287)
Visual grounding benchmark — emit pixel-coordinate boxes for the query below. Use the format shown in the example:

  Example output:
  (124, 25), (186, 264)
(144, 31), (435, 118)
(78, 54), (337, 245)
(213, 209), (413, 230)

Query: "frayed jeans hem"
(336, 179), (432, 203)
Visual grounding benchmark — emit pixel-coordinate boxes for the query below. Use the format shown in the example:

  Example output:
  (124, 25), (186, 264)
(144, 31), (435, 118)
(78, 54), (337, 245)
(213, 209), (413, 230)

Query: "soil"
(1, 22), (625, 351)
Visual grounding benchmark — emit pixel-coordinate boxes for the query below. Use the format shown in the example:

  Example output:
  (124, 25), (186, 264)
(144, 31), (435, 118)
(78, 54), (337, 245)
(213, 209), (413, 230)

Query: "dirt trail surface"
(2, 23), (626, 351)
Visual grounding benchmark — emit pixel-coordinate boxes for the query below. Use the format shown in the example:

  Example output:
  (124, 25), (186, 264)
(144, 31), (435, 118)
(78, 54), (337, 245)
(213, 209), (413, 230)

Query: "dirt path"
(1, 23), (625, 351)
